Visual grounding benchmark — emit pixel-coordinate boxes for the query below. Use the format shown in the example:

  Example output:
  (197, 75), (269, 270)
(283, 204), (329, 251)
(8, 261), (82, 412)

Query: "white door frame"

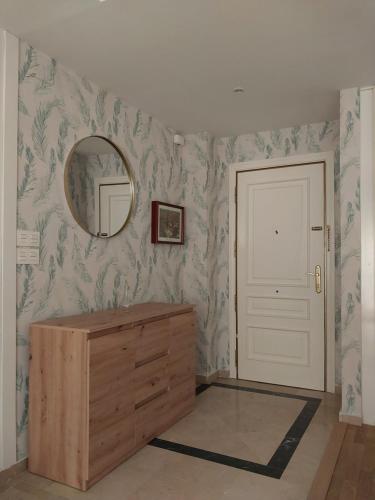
(229, 152), (336, 393)
(0, 30), (18, 470)
(360, 86), (375, 425)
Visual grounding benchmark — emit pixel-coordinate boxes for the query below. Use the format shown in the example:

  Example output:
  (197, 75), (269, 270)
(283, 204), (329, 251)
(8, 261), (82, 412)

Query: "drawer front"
(169, 347), (195, 388)
(168, 377), (195, 424)
(170, 312), (195, 337)
(136, 319), (170, 365)
(135, 391), (170, 446)
(89, 328), (138, 405)
(90, 327), (138, 358)
(89, 415), (135, 481)
(135, 355), (169, 407)
(90, 390), (134, 435)
(169, 313), (195, 356)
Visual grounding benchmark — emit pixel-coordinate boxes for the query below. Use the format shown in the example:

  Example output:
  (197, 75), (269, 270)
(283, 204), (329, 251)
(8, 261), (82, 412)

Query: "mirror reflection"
(65, 136), (134, 238)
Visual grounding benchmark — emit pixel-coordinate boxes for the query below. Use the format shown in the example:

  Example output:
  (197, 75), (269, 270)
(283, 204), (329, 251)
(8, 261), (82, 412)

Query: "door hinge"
(234, 239), (237, 258)
(234, 292), (237, 313)
(235, 345), (238, 368)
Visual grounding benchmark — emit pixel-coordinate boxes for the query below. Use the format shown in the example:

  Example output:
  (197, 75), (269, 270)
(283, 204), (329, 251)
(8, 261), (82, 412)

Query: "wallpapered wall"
(181, 132), (227, 375)
(16, 42), (187, 459)
(339, 88), (362, 418)
(16, 41), (361, 459)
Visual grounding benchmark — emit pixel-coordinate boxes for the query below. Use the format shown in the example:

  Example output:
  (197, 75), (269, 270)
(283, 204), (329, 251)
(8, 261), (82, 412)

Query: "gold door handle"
(307, 265), (321, 294)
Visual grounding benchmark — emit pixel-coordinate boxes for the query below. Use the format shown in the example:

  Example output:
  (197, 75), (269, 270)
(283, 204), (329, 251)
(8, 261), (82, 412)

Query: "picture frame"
(151, 201), (185, 245)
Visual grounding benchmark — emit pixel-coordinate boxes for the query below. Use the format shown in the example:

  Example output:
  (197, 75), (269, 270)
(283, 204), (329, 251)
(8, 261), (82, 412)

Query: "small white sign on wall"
(17, 247), (40, 265)
(17, 230), (40, 248)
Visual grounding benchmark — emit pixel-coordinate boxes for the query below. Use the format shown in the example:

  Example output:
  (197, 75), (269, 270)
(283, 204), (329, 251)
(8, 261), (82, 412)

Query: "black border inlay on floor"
(149, 382), (321, 479)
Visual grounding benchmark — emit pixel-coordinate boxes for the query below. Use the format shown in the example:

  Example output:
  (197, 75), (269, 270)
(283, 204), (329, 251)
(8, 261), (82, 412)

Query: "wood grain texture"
(326, 424), (375, 500)
(307, 423), (347, 500)
(135, 391), (170, 446)
(31, 303), (193, 335)
(89, 414), (135, 483)
(28, 303), (196, 491)
(135, 318), (170, 365)
(28, 328), (88, 490)
(134, 355), (169, 406)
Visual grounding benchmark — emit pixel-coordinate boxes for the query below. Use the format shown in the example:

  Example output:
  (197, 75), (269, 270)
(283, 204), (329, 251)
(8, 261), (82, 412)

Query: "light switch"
(17, 247), (40, 265)
(17, 230), (40, 248)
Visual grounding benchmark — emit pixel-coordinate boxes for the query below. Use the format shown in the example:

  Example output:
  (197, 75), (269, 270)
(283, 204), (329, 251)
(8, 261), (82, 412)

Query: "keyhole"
(275, 230), (279, 235)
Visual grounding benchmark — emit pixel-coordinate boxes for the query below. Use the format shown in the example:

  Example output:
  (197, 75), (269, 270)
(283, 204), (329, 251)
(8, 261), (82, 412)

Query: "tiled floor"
(160, 383), (307, 464)
(0, 378), (340, 500)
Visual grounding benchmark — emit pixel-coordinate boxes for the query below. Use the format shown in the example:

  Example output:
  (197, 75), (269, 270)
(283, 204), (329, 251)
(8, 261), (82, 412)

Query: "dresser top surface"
(31, 302), (194, 333)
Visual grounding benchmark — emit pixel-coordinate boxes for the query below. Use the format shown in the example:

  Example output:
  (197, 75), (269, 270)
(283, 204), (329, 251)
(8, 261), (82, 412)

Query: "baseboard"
(307, 423), (347, 500)
(0, 458), (27, 490)
(196, 372), (219, 385)
(339, 413), (362, 426)
(195, 370), (230, 385)
(196, 369), (231, 385)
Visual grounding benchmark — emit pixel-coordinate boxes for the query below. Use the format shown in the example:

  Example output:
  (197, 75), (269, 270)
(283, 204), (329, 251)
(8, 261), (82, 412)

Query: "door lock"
(307, 265), (322, 294)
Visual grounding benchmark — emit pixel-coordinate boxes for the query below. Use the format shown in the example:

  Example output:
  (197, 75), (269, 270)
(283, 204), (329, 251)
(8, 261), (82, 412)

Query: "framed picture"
(151, 201), (185, 245)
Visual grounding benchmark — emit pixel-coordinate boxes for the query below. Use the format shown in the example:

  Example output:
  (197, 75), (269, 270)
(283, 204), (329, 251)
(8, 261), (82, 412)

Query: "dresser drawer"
(135, 355), (169, 407)
(169, 347), (195, 388)
(170, 313), (195, 355)
(89, 328), (138, 404)
(135, 391), (170, 446)
(170, 312), (195, 336)
(90, 390), (134, 435)
(135, 319), (170, 364)
(168, 377), (195, 424)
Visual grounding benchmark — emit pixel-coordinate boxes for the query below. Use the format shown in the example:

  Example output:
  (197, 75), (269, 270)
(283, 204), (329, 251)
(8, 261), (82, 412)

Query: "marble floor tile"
(0, 378), (339, 500)
(159, 385), (306, 464)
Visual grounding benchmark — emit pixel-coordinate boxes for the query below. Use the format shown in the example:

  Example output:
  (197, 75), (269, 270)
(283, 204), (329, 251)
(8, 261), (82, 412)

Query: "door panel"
(247, 326), (309, 365)
(237, 163), (325, 390)
(248, 180), (309, 285)
(247, 296), (310, 320)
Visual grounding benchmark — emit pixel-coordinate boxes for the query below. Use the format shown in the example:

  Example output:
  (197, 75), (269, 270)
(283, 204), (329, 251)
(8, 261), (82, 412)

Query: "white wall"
(0, 29), (18, 470)
(360, 87), (375, 425)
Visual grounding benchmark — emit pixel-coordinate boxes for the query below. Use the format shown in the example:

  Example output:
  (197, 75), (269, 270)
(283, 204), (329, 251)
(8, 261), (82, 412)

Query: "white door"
(98, 183), (131, 237)
(237, 163), (325, 390)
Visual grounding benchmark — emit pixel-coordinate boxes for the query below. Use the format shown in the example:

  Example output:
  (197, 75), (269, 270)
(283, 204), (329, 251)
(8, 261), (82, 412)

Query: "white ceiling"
(1, 0), (375, 136)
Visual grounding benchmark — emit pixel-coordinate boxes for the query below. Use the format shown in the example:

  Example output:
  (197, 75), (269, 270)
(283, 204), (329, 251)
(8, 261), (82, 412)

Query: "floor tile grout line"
(211, 381), (322, 403)
(149, 438), (283, 479)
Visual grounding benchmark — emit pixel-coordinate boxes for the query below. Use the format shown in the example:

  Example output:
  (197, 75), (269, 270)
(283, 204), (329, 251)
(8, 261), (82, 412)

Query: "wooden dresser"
(28, 303), (196, 491)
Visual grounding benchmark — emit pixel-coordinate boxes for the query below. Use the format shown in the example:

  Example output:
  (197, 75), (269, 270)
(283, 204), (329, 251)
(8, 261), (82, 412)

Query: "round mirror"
(65, 136), (134, 238)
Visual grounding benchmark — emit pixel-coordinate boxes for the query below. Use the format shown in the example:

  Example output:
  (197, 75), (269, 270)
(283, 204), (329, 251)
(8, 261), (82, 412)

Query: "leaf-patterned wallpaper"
(17, 42), (186, 459)
(340, 88), (361, 418)
(16, 41), (361, 459)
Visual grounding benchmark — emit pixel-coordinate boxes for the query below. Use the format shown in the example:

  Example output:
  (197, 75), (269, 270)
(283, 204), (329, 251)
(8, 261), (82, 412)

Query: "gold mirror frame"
(64, 135), (135, 238)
